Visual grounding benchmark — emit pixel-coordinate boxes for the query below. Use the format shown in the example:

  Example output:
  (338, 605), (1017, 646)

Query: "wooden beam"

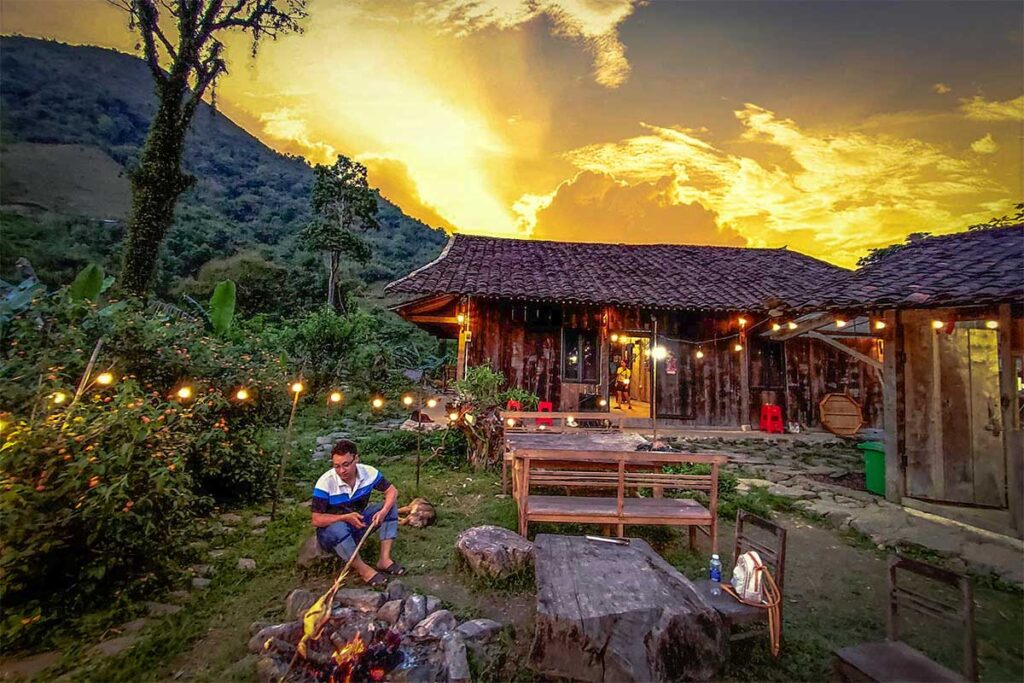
(771, 312), (835, 341)
(406, 315), (459, 325)
(881, 310), (903, 503)
(806, 330), (882, 371)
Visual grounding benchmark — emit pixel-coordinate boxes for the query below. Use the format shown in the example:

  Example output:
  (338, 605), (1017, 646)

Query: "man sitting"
(311, 439), (405, 587)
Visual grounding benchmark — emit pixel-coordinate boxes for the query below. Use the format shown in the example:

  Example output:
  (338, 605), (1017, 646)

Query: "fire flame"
(330, 632), (367, 683)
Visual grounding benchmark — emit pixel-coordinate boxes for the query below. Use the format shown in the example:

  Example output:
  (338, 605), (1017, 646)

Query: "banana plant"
(208, 279), (236, 337)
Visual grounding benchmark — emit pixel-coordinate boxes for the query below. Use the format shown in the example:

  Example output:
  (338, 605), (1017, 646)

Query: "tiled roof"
(801, 225), (1024, 309)
(385, 234), (846, 311)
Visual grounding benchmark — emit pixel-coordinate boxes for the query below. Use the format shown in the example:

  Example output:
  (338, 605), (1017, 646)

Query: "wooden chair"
(696, 510), (787, 646)
(833, 555), (977, 682)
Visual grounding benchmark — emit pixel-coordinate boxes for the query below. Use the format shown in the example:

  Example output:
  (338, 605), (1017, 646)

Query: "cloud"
(411, 0), (641, 88)
(524, 171), (746, 245)
(932, 82), (952, 94)
(257, 108), (336, 163)
(970, 133), (999, 154)
(359, 154), (457, 231)
(525, 104), (1005, 266)
(960, 94), (1024, 121)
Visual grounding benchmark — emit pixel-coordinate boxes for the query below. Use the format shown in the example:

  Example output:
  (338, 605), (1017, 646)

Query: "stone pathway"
(674, 437), (1024, 586)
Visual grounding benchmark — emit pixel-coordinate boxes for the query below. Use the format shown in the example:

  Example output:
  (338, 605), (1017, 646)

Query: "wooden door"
(654, 339), (696, 419)
(904, 312), (1007, 507)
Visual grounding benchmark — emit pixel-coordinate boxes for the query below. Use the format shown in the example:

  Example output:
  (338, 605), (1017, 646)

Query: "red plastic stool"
(536, 400), (554, 427)
(760, 404), (784, 433)
(506, 399), (521, 411)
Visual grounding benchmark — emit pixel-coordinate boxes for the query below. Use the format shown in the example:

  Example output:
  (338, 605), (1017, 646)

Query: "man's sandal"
(365, 572), (388, 588)
(380, 562), (407, 576)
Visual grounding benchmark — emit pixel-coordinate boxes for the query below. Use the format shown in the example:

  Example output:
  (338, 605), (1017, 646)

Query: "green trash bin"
(857, 441), (885, 495)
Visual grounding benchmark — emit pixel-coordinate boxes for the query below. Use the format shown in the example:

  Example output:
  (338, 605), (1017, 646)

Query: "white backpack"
(730, 550), (765, 603)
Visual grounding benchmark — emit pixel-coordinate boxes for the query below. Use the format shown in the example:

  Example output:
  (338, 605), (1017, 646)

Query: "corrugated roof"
(385, 234), (846, 311)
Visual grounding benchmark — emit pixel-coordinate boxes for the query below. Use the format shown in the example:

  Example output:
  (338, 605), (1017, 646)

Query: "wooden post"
(997, 303), (1022, 534)
(709, 462), (719, 554)
(740, 330), (750, 429)
(881, 309), (904, 502)
(616, 458), (625, 537)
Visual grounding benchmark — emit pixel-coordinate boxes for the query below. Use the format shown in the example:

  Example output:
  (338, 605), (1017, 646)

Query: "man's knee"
(317, 521), (352, 551)
(384, 505), (398, 521)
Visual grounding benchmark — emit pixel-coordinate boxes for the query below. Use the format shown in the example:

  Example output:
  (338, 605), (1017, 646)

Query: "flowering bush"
(0, 380), (197, 648)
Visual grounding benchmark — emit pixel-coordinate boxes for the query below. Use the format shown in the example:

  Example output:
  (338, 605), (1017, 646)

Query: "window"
(562, 329), (598, 383)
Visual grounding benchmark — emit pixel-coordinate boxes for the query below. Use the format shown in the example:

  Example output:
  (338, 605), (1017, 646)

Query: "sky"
(2, 0), (1022, 266)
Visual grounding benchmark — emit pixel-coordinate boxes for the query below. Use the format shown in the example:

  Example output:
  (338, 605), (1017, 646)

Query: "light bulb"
(787, 321), (797, 330)
(985, 320), (999, 329)
(52, 391), (67, 404)
(291, 382), (304, 394)
(695, 350), (704, 359)
(176, 386), (193, 400)
(372, 397), (384, 408)
(599, 398), (608, 407)
(771, 323), (781, 332)
(610, 333), (619, 342)
(874, 320), (886, 330)
(506, 418), (516, 427)
(932, 320), (945, 330)
(235, 388), (249, 401)
(738, 316), (747, 327)
(456, 313), (465, 324)
(448, 411), (459, 421)
(402, 395), (414, 406)
(329, 391), (342, 403)
(835, 319), (847, 328)
(96, 372), (114, 385)
(426, 398), (438, 408)
(734, 343), (744, 352)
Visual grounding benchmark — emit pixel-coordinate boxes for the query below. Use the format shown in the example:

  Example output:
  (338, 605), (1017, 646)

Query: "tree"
(109, 0), (307, 296)
(968, 201), (1024, 231)
(301, 156), (380, 312)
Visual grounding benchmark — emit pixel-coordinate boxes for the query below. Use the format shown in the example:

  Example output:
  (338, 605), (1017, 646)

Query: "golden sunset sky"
(2, 0), (1021, 266)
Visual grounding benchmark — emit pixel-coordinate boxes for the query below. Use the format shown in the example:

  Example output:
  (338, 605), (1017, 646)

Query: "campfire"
(249, 584), (502, 683)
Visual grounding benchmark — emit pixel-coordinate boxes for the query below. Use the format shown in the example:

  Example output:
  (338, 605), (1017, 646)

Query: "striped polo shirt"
(311, 464), (392, 515)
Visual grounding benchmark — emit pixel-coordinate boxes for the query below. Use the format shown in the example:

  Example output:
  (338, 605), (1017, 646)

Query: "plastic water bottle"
(709, 554), (723, 596)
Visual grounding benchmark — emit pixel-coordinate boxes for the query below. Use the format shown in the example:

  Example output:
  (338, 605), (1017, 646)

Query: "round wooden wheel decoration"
(818, 392), (863, 437)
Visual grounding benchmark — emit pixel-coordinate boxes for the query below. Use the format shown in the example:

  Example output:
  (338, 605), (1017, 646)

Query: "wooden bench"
(500, 410), (626, 434)
(511, 448), (727, 552)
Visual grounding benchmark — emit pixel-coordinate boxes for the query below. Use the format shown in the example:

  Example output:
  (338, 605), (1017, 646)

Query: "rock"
(766, 483), (816, 500)
(455, 526), (534, 580)
(386, 580), (409, 602)
(443, 632), (471, 683)
(250, 516), (271, 527)
(88, 634), (139, 657)
(122, 618), (148, 634)
(168, 590), (190, 603)
(250, 528), (266, 536)
(297, 533), (329, 568)
(248, 622), (302, 654)
(237, 558), (257, 571)
(828, 469), (851, 479)
(805, 465), (840, 476)
(530, 534), (724, 682)
(397, 594), (427, 632)
(144, 602), (182, 617)
(256, 655), (288, 683)
(737, 477), (773, 489)
(411, 609), (457, 640)
(0, 650), (61, 679)
(960, 541), (1024, 585)
(249, 621), (270, 636)
(192, 564), (212, 577)
(192, 578), (212, 589)
(455, 618), (502, 642)
(285, 589), (316, 620)
(334, 588), (385, 611)
(208, 549), (227, 558)
(219, 513), (244, 524)
(377, 599), (404, 625)
(424, 595), (442, 615)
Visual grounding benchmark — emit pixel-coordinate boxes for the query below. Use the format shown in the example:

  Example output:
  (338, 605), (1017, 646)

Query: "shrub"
(0, 380), (197, 648)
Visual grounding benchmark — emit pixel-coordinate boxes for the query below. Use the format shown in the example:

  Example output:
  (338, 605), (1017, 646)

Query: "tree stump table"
(530, 534), (725, 682)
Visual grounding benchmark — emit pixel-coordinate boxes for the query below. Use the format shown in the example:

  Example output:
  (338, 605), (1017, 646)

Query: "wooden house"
(386, 235), (885, 431)
(797, 225), (1024, 536)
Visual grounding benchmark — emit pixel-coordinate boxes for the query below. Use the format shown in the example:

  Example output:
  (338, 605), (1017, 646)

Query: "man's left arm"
(371, 484), (398, 528)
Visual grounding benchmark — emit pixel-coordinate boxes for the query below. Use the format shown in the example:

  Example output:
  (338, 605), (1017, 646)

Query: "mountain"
(0, 36), (448, 307)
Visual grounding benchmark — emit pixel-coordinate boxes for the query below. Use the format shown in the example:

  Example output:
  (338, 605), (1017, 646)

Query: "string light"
(610, 333), (619, 342)
(985, 320), (999, 330)
(695, 349), (704, 359)
(51, 391), (67, 404)
(448, 411), (459, 421)
(456, 313), (465, 324)
(506, 418), (516, 427)
(874, 320), (887, 331)
(402, 395), (414, 406)
(738, 316), (748, 327)
(734, 343), (744, 352)
(372, 397), (384, 409)
(651, 346), (668, 360)
(96, 372), (114, 386)
(932, 320), (946, 330)
(426, 398), (438, 409)
(787, 321), (797, 330)
(329, 391), (343, 403)
(235, 388), (250, 401)
(771, 323), (781, 332)
(176, 386), (193, 400)
(835, 319), (847, 328)
(598, 398), (608, 407)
